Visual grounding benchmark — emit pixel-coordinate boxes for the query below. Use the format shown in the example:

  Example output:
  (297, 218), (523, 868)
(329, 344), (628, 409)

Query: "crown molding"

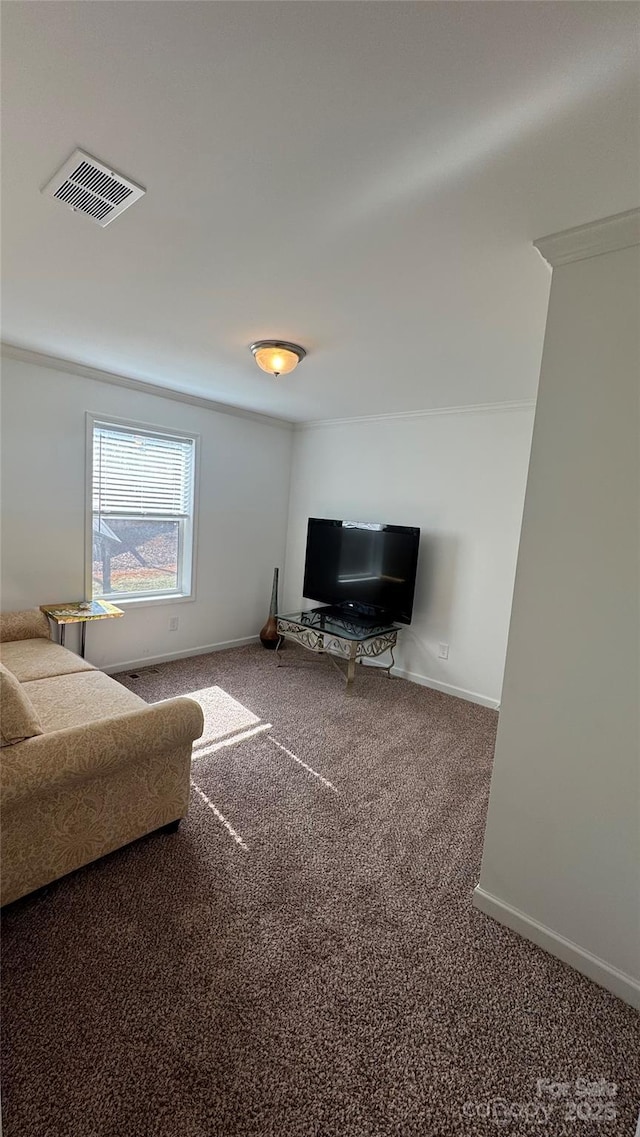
(0, 343), (294, 430)
(1, 342), (537, 433)
(534, 208), (640, 268)
(296, 400), (536, 431)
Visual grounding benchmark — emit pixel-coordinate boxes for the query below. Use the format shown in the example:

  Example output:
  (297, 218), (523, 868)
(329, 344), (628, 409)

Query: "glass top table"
(275, 609), (399, 689)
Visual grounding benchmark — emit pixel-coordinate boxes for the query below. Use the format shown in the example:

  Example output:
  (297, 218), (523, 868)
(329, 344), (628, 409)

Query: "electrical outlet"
(169, 617), (179, 632)
(438, 642), (449, 660)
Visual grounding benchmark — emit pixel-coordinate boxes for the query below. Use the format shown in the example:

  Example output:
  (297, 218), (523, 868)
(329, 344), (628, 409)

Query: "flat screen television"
(303, 518), (420, 625)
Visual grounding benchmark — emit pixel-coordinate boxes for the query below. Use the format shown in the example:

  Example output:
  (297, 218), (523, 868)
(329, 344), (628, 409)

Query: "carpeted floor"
(2, 644), (638, 1136)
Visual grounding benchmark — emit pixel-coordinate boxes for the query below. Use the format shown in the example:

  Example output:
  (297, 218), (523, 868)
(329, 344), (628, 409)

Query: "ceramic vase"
(259, 567), (280, 649)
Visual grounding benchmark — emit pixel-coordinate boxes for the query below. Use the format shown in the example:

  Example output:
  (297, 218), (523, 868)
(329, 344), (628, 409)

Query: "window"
(89, 418), (197, 603)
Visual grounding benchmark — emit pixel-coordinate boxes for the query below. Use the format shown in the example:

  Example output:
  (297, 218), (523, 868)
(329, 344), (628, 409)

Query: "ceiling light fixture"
(250, 340), (306, 378)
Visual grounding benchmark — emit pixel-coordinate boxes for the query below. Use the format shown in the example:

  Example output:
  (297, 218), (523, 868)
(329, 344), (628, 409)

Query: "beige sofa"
(0, 608), (204, 905)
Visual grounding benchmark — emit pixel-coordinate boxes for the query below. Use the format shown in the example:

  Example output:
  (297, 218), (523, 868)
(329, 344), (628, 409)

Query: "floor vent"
(42, 149), (145, 227)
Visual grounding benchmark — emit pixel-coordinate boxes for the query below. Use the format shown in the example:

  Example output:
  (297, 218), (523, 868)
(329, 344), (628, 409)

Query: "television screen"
(303, 518), (420, 625)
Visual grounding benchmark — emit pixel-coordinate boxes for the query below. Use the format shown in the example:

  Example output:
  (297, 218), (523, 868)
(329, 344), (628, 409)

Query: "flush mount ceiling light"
(250, 340), (307, 378)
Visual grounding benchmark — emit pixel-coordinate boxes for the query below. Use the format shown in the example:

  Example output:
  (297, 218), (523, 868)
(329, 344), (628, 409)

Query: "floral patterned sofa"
(0, 608), (204, 905)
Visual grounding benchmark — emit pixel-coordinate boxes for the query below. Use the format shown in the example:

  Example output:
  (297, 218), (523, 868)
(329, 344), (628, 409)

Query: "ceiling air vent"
(42, 149), (145, 227)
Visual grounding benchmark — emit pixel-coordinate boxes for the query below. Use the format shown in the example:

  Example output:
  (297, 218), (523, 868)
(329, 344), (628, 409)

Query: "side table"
(40, 601), (124, 658)
(276, 609), (399, 691)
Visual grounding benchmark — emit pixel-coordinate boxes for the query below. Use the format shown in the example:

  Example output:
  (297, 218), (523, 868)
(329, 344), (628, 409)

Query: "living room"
(1, 3), (639, 1136)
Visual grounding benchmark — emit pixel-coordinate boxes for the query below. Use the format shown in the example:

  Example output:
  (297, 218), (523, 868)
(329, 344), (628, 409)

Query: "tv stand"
(275, 609), (399, 690)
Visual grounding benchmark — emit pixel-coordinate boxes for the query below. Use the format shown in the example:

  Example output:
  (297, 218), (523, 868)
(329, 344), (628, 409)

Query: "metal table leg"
(274, 615), (398, 692)
(81, 621), (86, 658)
(59, 625), (65, 647)
(346, 644), (357, 689)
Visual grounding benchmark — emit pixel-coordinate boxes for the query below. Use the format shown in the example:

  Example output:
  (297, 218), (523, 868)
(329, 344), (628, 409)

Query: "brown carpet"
(2, 644), (638, 1136)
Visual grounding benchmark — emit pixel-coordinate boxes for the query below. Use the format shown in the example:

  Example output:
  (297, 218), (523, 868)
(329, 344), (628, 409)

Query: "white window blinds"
(93, 424), (195, 516)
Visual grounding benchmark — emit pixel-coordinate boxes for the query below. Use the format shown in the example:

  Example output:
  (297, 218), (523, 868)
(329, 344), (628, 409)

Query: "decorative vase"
(259, 567), (280, 649)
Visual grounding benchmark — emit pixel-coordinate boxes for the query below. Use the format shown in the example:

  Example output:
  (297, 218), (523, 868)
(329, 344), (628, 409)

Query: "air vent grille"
(42, 149), (145, 227)
(71, 160), (133, 205)
(54, 181), (115, 221)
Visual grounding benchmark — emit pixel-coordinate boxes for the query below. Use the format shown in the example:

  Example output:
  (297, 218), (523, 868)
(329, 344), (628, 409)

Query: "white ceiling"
(2, 2), (638, 423)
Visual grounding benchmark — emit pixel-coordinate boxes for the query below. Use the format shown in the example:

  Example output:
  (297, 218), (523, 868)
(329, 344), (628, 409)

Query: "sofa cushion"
(0, 639), (96, 682)
(0, 663), (44, 747)
(0, 609), (51, 643)
(22, 670), (147, 733)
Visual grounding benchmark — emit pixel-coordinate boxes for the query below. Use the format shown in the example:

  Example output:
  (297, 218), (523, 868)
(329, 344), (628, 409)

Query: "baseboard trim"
(473, 886), (640, 1010)
(390, 666), (499, 709)
(102, 635), (259, 675)
(101, 637), (498, 705)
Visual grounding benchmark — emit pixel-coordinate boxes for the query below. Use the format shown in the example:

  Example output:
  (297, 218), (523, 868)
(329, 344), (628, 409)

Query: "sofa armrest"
(1, 696), (204, 806)
(0, 608), (51, 643)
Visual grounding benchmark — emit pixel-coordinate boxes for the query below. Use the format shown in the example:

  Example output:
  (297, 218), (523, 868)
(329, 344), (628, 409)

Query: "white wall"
(0, 356), (293, 670)
(284, 407), (535, 706)
(476, 216), (640, 1007)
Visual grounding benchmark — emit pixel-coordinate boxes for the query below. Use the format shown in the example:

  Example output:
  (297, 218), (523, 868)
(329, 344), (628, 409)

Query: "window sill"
(94, 593), (195, 611)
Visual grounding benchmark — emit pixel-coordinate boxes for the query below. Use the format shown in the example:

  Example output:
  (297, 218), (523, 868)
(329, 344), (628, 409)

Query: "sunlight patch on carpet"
(190, 780), (249, 851)
(192, 722), (273, 762)
(183, 686), (262, 750)
(267, 736), (338, 793)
